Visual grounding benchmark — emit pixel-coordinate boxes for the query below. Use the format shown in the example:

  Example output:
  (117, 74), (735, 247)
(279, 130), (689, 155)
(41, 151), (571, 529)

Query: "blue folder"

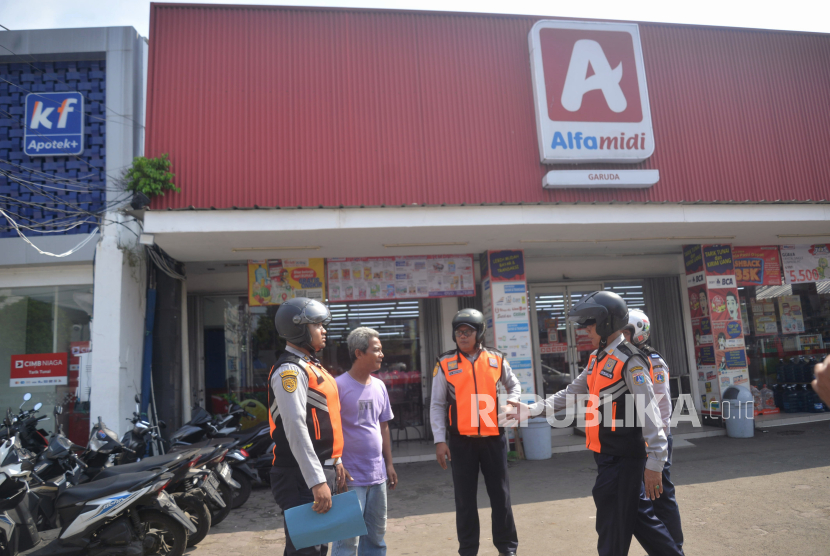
(284, 490), (368, 550)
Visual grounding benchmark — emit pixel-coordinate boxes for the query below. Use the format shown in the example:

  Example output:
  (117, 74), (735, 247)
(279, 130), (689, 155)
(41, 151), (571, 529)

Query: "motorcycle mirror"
(135, 394), (141, 404)
(54, 405), (63, 415)
(158, 420), (167, 429)
(23, 393), (32, 402)
(33, 402), (42, 411)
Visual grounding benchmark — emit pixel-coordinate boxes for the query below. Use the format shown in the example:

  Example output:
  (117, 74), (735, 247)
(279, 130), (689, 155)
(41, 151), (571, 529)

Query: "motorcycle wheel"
(230, 470), (252, 509)
(138, 509), (188, 556)
(177, 497), (211, 547)
(208, 480), (233, 526)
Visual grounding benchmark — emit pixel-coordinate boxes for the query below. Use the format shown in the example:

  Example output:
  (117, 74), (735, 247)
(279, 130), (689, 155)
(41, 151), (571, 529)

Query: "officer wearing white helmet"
(430, 308), (521, 556)
(269, 297), (352, 556)
(622, 309), (684, 552)
(501, 292), (682, 556)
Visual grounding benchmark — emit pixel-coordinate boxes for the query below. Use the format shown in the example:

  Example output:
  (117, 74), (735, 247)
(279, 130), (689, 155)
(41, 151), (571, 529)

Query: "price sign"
(781, 244), (830, 285)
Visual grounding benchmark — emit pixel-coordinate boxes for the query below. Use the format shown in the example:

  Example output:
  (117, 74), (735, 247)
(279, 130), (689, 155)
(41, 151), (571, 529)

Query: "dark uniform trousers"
(448, 433), (518, 556)
(593, 453), (682, 556)
(648, 434), (684, 551)
(271, 466), (337, 556)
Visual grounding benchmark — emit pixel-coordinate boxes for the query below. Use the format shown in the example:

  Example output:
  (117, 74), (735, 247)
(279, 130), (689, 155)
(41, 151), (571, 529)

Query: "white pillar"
(90, 216), (146, 436)
(89, 28), (148, 436)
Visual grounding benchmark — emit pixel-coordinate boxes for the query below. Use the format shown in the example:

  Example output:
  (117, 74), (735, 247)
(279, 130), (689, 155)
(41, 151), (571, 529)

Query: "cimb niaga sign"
(529, 20), (654, 165)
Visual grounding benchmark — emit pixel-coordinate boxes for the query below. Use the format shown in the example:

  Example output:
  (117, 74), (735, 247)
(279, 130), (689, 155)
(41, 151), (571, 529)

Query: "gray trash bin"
(722, 385), (755, 438)
(521, 417), (552, 460)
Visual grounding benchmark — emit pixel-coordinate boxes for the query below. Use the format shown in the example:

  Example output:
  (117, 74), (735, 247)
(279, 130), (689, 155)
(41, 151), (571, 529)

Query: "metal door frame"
(529, 282), (603, 396)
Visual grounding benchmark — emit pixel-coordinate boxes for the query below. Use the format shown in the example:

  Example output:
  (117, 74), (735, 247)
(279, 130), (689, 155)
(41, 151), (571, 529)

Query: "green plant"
(125, 153), (179, 197)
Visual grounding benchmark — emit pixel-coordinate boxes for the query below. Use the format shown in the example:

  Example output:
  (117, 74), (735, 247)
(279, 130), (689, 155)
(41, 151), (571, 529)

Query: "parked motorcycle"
(0, 394), (50, 456)
(0, 435), (195, 556)
(118, 396), (166, 465)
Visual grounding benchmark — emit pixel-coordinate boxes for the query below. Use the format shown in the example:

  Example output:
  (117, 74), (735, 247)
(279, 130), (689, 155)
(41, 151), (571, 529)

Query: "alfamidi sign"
(529, 20), (655, 166)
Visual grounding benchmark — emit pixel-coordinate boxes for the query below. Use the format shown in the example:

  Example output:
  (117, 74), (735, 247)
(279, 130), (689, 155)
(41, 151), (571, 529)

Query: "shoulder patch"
(279, 368), (299, 377)
(433, 364), (439, 377)
(282, 374), (298, 393)
(655, 372), (666, 384)
(629, 365), (644, 374)
(633, 374), (645, 385)
(650, 353), (660, 358)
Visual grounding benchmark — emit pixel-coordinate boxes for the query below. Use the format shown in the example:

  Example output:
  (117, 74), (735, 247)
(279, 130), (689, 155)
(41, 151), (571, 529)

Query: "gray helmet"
(452, 308), (486, 344)
(567, 291), (628, 345)
(274, 297), (331, 351)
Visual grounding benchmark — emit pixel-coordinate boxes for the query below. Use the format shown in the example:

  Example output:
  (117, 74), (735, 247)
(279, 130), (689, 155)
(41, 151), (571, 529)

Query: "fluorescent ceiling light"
(521, 236), (734, 244)
(776, 233), (830, 238)
(231, 246), (321, 252)
(382, 242), (469, 248)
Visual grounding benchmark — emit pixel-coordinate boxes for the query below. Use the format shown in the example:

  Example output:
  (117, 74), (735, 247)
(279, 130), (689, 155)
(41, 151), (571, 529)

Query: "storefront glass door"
(530, 284), (602, 397)
(531, 282), (650, 397)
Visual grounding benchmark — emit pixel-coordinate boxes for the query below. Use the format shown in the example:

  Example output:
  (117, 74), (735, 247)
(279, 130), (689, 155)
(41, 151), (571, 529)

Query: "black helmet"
(567, 291), (628, 343)
(274, 297), (331, 352)
(452, 308), (486, 344)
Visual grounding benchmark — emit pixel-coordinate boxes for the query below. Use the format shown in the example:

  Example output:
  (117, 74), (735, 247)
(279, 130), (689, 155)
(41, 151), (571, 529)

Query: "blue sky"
(1, 0), (828, 38)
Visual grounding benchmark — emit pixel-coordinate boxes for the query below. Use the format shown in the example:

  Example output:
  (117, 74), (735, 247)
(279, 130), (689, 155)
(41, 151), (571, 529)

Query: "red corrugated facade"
(145, 4), (830, 209)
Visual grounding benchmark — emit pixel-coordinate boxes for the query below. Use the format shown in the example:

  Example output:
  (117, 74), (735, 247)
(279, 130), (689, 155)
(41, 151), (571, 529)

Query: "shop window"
(533, 281), (648, 398)
(0, 285), (93, 444)
(322, 300), (423, 426)
(739, 282), (830, 412)
(200, 297), (423, 428)
(202, 295), (279, 429)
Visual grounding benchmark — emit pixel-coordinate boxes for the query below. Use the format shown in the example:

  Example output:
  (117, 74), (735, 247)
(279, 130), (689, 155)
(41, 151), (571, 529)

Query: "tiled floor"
(754, 410), (830, 428)
(390, 416), (726, 463)
(390, 410), (830, 463)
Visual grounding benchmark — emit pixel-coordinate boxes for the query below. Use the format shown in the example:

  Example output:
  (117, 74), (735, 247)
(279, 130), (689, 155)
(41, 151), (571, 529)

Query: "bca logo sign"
(24, 92), (85, 157)
(529, 21), (654, 164)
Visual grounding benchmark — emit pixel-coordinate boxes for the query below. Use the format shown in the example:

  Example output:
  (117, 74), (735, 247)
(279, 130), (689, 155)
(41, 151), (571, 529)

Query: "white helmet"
(624, 309), (650, 346)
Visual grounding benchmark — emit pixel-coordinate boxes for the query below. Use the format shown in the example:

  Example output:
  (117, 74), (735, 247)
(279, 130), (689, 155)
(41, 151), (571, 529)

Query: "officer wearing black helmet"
(269, 297), (352, 556)
(430, 308), (521, 556)
(501, 292), (682, 556)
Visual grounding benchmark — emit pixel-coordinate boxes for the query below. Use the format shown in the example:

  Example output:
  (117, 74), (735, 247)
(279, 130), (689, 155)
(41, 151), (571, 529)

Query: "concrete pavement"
(189, 420), (830, 555)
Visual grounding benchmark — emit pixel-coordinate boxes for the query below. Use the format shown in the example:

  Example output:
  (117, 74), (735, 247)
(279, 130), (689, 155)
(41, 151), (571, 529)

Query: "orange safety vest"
(268, 351), (344, 467)
(584, 341), (647, 458)
(438, 348), (504, 437)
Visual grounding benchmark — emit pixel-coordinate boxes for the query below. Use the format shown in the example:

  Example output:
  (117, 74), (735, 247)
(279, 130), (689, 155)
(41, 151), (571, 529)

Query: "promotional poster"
(732, 246), (783, 286)
(248, 259), (326, 306)
(327, 255), (474, 301)
(482, 250), (535, 395)
(780, 244), (830, 284)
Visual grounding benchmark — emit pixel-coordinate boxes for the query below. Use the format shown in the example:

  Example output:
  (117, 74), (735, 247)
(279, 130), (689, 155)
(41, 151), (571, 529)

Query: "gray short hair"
(347, 327), (380, 362)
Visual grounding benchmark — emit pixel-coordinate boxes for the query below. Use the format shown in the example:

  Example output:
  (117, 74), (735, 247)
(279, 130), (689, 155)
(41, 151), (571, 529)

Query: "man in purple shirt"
(332, 327), (398, 556)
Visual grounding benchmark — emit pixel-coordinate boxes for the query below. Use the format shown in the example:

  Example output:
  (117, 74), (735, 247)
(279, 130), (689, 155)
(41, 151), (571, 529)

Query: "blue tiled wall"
(0, 60), (106, 238)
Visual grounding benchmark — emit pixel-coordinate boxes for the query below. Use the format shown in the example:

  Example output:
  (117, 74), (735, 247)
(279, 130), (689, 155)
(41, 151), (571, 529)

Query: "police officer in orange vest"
(269, 297), (352, 556)
(430, 308), (521, 556)
(502, 292), (682, 556)
(622, 309), (684, 553)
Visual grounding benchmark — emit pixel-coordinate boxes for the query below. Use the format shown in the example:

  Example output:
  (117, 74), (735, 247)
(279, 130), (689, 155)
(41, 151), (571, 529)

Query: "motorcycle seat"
(55, 471), (158, 508)
(227, 424), (267, 444)
(94, 451), (197, 481)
